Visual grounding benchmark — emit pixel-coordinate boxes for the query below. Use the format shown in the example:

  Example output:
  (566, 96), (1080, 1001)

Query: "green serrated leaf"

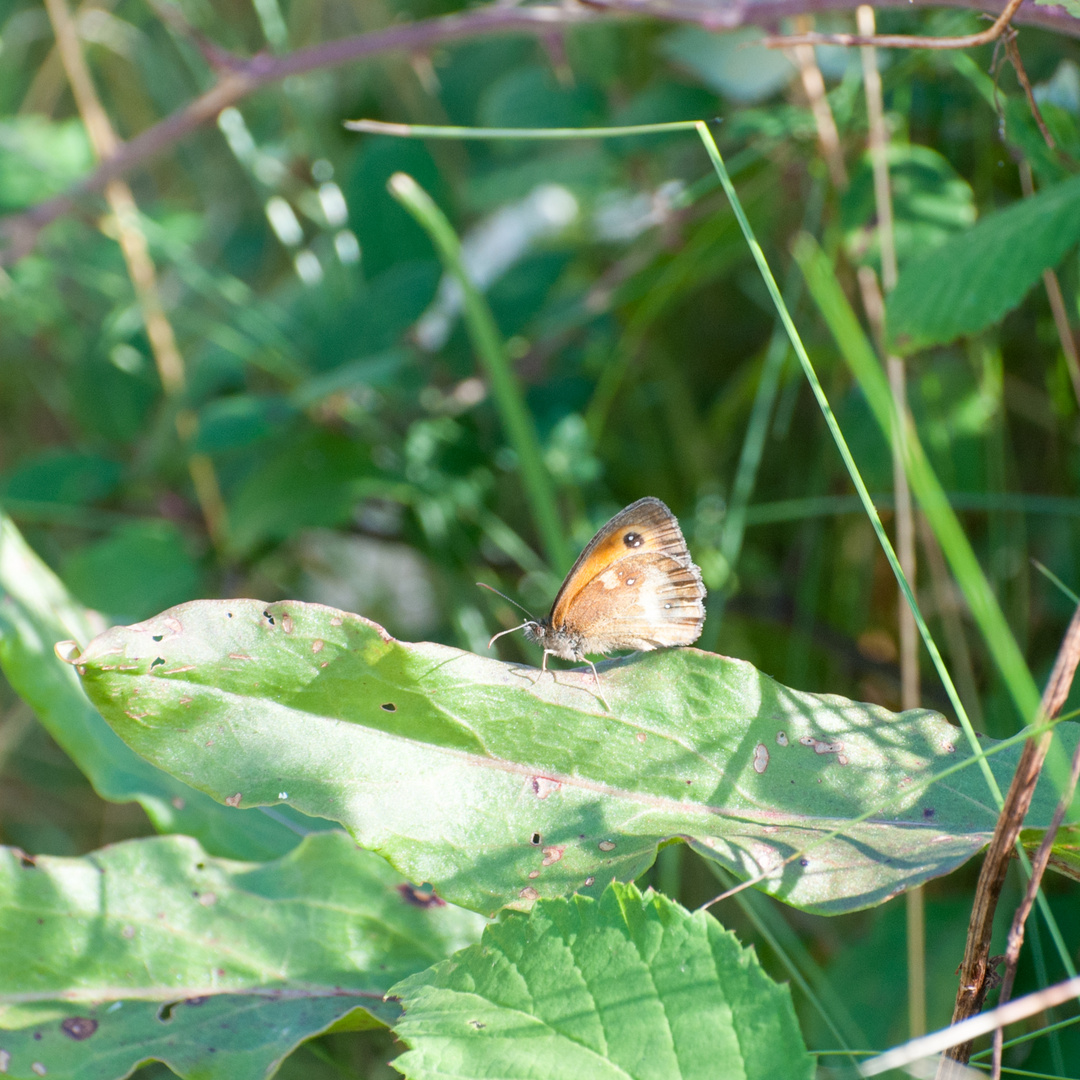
(0, 831), (485, 1080)
(887, 173), (1080, 353)
(70, 598), (1079, 917)
(390, 881), (814, 1080)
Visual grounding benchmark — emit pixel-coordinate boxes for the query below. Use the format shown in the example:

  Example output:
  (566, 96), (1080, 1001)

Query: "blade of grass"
(693, 122), (997, 792)
(693, 124), (1075, 983)
(387, 172), (571, 571)
(346, 119), (704, 139)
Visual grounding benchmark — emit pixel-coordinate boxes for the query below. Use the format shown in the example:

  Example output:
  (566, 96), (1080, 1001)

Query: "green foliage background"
(3, 0), (1080, 1075)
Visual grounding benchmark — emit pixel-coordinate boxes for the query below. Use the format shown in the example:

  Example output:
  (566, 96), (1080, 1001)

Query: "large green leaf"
(886, 172), (1080, 353)
(69, 598), (1078, 917)
(390, 881), (814, 1080)
(0, 513), (309, 860)
(0, 831), (485, 1080)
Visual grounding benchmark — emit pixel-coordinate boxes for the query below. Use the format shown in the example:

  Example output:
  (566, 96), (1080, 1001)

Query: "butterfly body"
(489, 498), (706, 689)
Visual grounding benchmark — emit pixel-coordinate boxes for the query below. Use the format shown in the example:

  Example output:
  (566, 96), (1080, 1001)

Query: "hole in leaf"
(381, 702), (397, 712)
(158, 1001), (180, 1023)
(152, 634), (163, 642)
(530, 833), (541, 846)
(150, 657), (166, 669)
(263, 610), (275, 625)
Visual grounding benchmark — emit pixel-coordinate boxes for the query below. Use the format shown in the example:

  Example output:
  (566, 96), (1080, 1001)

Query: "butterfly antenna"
(487, 623), (530, 650)
(476, 582), (536, 620)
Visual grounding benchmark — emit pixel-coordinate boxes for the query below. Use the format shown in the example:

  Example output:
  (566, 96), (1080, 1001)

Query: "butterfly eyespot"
(625, 577), (636, 586)
(623, 532), (643, 548)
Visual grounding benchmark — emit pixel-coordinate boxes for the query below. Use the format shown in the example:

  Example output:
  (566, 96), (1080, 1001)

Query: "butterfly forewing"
(548, 496), (696, 627)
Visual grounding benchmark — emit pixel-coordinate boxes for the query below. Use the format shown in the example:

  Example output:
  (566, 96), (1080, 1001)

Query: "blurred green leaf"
(72, 598), (1080, 918)
(391, 881), (814, 1080)
(192, 395), (296, 454)
(0, 512), (307, 860)
(477, 65), (604, 130)
(887, 172), (1080, 353)
(842, 144), (976, 272)
(660, 27), (795, 104)
(226, 429), (371, 556)
(0, 117), (92, 210)
(0, 831), (485, 1080)
(60, 521), (201, 622)
(0, 451), (122, 505)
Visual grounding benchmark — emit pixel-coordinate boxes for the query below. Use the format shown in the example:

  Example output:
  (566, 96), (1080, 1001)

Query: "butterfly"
(484, 497), (706, 705)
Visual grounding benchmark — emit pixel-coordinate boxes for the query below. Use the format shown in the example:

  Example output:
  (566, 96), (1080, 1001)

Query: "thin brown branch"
(941, 603), (1080, 1067)
(1017, 162), (1080, 411)
(1002, 30), (1055, 149)
(764, 0), (1025, 49)
(580, 0), (1080, 40)
(0, 3), (598, 265)
(992, 729), (1080, 1077)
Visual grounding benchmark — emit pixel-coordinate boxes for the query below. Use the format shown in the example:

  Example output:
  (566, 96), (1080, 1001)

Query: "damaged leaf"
(70, 598), (1080, 917)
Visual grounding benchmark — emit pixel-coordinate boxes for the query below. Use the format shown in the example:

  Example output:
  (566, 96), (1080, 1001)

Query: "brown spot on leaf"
(312, 640), (324, 654)
(598, 840), (616, 852)
(584, 876), (595, 886)
(636, 732), (646, 743)
(61, 1017), (97, 1041)
(518, 886), (538, 901)
(398, 884), (445, 908)
(330, 616), (343, 626)
(171, 797), (185, 810)
(197, 892), (217, 907)
(531, 777), (561, 799)
(541, 846), (565, 866)
(752, 743), (769, 774)
(31, 1064), (46, 1076)
(225, 793), (242, 807)
(281, 614), (294, 634)
(528, 870), (540, 879)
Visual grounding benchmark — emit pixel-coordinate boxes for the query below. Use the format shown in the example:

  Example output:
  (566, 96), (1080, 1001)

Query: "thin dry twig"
(855, 10), (924, 1020)
(1016, 161), (1080, 413)
(788, 16), (848, 189)
(764, 0), (1024, 50)
(940, 603), (1080, 1068)
(43, 0), (227, 546)
(861, 973), (1080, 1075)
(1001, 29), (1056, 149)
(991, 693), (1080, 1076)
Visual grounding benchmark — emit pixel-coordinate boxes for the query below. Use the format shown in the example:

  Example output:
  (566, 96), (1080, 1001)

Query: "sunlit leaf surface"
(391, 881), (814, 1080)
(71, 599), (1078, 917)
(0, 831), (484, 1080)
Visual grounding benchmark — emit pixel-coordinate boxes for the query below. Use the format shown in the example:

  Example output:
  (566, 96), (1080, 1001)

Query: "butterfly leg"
(584, 657), (610, 712)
